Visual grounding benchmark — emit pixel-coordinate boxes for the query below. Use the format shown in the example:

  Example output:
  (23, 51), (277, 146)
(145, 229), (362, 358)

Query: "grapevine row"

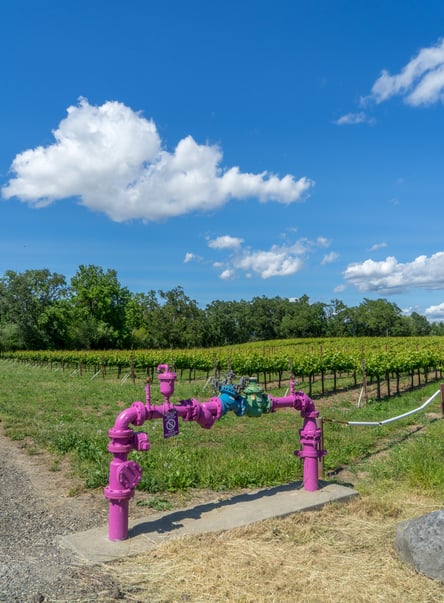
(2, 337), (443, 397)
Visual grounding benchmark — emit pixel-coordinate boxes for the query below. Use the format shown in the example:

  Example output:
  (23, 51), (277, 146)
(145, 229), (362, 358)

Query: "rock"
(395, 510), (444, 583)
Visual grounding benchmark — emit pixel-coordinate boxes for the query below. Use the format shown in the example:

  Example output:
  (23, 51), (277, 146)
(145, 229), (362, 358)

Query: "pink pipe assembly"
(104, 364), (327, 541)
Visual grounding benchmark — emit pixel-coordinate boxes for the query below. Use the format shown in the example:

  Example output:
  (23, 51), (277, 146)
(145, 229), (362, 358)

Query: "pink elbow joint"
(104, 367), (326, 541)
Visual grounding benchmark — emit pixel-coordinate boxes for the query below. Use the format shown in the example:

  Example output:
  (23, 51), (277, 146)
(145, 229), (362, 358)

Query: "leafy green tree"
(157, 286), (205, 348)
(125, 291), (162, 348)
(248, 296), (287, 341)
(69, 265), (131, 349)
(0, 323), (22, 350)
(0, 263), (437, 349)
(204, 299), (254, 345)
(325, 299), (356, 336)
(204, 300), (236, 346)
(354, 298), (408, 337)
(0, 269), (68, 349)
(430, 321), (444, 335)
(405, 311), (432, 336)
(278, 295), (327, 338)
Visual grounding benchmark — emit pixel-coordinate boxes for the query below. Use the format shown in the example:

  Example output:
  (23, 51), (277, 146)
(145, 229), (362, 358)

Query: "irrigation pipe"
(337, 389), (441, 427)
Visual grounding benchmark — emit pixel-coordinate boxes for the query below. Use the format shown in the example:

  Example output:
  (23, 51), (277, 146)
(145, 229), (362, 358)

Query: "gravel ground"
(0, 430), (127, 603)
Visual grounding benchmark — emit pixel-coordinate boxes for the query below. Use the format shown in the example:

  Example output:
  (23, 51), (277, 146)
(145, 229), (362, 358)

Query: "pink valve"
(104, 373), (326, 541)
(157, 364), (176, 401)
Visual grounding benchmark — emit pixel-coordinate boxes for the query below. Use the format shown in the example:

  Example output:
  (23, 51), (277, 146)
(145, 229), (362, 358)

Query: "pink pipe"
(269, 386), (323, 491)
(104, 395), (223, 539)
(268, 376), (315, 413)
(104, 404), (150, 540)
(104, 367), (326, 541)
(269, 392), (315, 413)
(297, 411), (323, 491)
(180, 397), (223, 428)
(106, 454), (133, 541)
(113, 404), (146, 429)
(144, 396), (223, 426)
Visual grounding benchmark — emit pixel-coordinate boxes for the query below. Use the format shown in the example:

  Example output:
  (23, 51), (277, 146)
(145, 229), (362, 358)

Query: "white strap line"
(347, 389), (441, 426)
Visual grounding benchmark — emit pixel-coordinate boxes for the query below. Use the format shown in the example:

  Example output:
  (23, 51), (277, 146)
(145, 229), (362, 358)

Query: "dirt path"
(0, 430), (124, 603)
(0, 429), (230, 603)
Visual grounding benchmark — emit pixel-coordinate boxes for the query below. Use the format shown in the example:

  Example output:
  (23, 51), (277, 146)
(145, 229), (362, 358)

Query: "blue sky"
(2, 1), (444, 319)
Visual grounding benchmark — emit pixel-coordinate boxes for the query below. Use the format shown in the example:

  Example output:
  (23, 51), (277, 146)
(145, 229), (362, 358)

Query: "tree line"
(1, 265), (443, 351)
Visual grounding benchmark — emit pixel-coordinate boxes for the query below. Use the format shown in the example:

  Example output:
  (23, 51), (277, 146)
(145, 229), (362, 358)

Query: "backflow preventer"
(104, 364), (326, 541)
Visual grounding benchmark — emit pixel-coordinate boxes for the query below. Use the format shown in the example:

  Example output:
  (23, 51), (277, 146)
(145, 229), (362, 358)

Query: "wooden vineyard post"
(130, 355), (136, 384)
(440, 383), (444, 417)
(359, 355), (369, 407)
(316, 416), (324, 479)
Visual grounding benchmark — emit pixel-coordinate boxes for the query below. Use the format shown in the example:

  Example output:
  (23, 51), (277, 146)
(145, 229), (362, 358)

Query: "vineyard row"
(2, 337), (444, 399)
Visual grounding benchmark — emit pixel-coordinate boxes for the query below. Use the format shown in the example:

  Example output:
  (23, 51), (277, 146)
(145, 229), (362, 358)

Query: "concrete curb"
(59, 481), (358, 564)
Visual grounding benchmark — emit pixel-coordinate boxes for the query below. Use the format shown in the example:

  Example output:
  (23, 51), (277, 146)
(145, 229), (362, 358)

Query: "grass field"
(0, 359), (443, 496)
(1, 359), (444, 601)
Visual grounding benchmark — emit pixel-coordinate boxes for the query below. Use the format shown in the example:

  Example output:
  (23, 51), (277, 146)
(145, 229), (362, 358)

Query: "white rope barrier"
(346, 389), (441, 426)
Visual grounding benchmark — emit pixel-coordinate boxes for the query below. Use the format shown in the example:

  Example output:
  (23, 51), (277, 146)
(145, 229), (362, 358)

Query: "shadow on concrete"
(130, 480), (312, 537)
(60, 480), (359, 563)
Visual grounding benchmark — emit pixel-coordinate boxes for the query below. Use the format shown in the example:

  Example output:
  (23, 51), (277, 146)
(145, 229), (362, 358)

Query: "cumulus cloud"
(184, 252), (200, 263)
(2, 98), (314, 222)
(337, 39), (444, 126)
(234, 247), (304, 279)
(316, 236), (330, 248)
(207, 235), (329, 280)
(369, 242), (388, 251)
(344, 252), (444, 293)
(368, 38), (444, 106)
(207, 235), (244, 250)
(219, 269), (235, 280)
(425, 302), (444, 320)
(334, 112), (376, 126)
(321, 251), (339, 265)
(334, 284), (346, 293)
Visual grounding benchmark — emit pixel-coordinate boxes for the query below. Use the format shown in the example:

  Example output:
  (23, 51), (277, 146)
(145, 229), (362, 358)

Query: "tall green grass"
(0, 359), (443, 496)
(365, 420), (444, 495)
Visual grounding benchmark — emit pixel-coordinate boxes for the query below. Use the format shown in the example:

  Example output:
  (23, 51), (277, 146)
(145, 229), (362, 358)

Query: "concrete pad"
(59, 481), (358, 564)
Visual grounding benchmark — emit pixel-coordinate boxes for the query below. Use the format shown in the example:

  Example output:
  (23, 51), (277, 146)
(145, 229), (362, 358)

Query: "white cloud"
(207, 236), (329, 280)
(316, 236), (330, 248)
(334, 112), (375, 126)
(425, 302), (444, 320)
(339, 39), (444, 126)
(401, 306), (414, 316)
(344, 252), (444, 293)
(2, 98), (314, 222)
(369, 242), (388, 251)
(234, 247), (304, 279)
(369, 38), (444, 106)
(321, 251), (339, 265)
(219, 269), (235, 280)
(207, 235), (244, 250)
(184, 252), (199, 263)
(334, 284), (346, 293)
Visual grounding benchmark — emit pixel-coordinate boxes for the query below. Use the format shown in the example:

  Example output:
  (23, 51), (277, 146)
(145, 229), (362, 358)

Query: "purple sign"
(163, 408), (179, 438)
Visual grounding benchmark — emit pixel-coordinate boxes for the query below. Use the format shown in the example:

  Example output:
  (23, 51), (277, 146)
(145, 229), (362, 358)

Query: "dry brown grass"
(110, 489), (444, 603)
